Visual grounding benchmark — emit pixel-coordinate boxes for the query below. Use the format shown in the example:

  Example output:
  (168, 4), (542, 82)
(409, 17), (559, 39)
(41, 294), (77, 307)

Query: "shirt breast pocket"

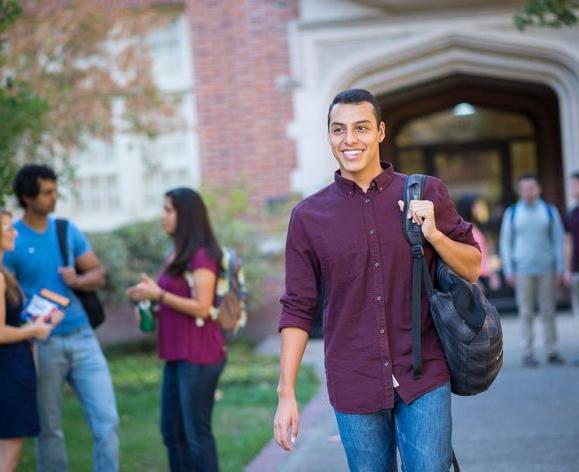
(316, 235), (368, 284)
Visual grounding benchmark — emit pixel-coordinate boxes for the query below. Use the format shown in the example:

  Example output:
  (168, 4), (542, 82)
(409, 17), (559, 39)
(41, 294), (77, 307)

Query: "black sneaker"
(547, 353), (566, 365)
(522, 354), (539, 367)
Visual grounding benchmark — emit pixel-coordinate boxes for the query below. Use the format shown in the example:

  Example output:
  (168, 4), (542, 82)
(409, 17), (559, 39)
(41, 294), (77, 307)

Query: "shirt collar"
(334, 161), (395, 197)
(519, 197), (544, 208)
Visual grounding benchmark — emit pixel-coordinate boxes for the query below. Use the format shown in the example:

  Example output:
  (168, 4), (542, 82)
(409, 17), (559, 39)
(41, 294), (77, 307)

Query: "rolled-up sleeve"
(427, 177), (480, 250)
(278, 207), (321, 334)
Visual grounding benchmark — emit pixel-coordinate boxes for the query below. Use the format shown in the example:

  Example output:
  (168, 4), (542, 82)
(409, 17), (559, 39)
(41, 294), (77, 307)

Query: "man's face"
(570, 177), (579, 200)
(328, 102), (385, 180)
(517, 178), (541, 204)
(25, 178), (58, 215)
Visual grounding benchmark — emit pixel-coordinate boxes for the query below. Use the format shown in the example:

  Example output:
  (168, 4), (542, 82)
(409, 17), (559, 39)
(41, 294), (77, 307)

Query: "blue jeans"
(335, 382), (452, 472)
(161, 359), (225, 472)
(35, 327), (119, 472)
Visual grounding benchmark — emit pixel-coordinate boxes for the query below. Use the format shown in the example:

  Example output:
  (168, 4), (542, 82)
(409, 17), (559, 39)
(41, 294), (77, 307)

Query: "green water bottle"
(138, 300), (156, 332)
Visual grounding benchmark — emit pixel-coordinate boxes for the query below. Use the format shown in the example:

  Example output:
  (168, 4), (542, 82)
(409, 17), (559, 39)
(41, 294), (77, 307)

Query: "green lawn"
(18, 342), (319, 472)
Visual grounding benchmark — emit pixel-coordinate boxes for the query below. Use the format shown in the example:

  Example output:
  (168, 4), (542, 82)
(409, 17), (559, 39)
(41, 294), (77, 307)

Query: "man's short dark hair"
(517, 173), (540, 185)
(327, 89), (382, 129)
(13, 164), (58, 208)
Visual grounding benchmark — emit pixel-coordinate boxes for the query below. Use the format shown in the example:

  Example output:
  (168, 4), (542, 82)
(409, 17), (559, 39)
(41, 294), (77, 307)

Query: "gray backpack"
(403, 174), (503, 396)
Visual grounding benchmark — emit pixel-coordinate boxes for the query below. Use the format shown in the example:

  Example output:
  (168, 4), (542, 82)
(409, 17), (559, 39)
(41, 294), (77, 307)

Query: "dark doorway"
(379, 75), (564, 311)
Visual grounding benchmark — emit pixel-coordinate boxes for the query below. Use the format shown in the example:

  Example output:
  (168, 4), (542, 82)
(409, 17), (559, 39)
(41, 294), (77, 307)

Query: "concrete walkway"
(247, 314), (579, 471)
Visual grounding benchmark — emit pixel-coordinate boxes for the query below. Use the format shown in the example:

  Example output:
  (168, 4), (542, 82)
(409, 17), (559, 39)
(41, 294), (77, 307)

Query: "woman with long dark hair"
(127, 188), (225, 472)
(0, 210), (61, 471)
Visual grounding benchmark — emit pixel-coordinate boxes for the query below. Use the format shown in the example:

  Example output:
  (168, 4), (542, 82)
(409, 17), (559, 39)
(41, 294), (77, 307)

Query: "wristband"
(158, 290), (166, 304)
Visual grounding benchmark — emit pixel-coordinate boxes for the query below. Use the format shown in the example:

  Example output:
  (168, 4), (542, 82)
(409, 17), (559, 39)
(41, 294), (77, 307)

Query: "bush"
(203, 185), (267, 305)
(87, 185), (266, 306)
(87, 222), (169, 303)
(112, 220), (169, 279)
(86, 231), (130, 303)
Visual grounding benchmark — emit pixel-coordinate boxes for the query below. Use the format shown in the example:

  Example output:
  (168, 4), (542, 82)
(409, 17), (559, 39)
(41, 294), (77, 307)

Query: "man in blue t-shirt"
(3, 165), (119, 472)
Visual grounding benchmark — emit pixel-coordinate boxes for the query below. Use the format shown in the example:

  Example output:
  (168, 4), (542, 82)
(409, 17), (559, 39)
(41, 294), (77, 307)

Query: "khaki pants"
(515, 274), (557, 356)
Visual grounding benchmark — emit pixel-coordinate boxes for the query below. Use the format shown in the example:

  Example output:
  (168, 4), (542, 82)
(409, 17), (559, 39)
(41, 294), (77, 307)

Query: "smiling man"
(273, 89), (481, 471)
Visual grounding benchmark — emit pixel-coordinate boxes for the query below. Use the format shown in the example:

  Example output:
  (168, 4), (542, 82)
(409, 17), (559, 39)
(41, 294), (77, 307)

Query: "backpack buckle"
(412, 245), (424, 258)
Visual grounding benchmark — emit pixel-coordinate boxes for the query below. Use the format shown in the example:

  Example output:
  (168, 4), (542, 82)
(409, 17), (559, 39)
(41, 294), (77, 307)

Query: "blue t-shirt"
(3, 218), (91, 334)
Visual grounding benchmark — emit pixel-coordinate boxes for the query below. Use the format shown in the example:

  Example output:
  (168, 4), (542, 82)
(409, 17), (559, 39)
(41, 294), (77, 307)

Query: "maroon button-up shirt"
(279, 162), (479, 413)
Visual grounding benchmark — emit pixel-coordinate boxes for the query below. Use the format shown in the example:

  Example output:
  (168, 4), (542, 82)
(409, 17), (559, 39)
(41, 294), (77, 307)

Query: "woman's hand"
(126, 273), (162, 302)
(32, 316), (53, 340)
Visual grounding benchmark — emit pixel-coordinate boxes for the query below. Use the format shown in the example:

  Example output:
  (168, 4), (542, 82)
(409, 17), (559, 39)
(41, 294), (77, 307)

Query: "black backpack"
(402, 174), (503, 397)
(56, 219), (106, 329)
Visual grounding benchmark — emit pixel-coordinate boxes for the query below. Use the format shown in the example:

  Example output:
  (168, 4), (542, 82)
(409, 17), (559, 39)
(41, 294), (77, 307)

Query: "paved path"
(247, 314), (579, 471)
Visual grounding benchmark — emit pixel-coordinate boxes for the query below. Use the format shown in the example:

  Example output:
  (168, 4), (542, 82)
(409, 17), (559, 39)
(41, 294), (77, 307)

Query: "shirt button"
(384, 361), (389, 367)
(365, 198), (370, 203)
(369, 229), (375, 235)
(379, 329), (385, 334)
(379, 187), (383, 192)
(374, 262), (380, 268)
(377, 296), (383, 302)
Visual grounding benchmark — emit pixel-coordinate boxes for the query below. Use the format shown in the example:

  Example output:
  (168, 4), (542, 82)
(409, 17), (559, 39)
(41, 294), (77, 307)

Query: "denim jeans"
(35, 327), (119, 472)
(161, 359), (225, 472)
(335, 382), (452, 472)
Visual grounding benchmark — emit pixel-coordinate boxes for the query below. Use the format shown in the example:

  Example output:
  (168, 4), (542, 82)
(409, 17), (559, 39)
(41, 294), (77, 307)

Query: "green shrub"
(112, 220), (169, 279)
(86, 231), (130, 303)
(203, 185), (267, 306)
(87, 185), (266, 305)
(86, 221), (167, 303)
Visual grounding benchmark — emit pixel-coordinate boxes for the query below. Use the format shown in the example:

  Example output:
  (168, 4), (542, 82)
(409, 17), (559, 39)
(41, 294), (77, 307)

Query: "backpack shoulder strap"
(545, 202), (556, 244)
(403, 174), (430, 379)
(508, 204), (517, 260)
(546, 202), (555, 220)
(55, 219), (70, 266)
(402, 174), (427, 251)
(509, 203), (517, 224)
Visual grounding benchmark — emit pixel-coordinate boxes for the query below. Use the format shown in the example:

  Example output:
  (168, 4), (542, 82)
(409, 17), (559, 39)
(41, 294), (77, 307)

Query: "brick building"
(50, 0), (579, 333)
(55, 0), (577, 265)
(59, 0), (579, 234)
(60, 0), (301, 229)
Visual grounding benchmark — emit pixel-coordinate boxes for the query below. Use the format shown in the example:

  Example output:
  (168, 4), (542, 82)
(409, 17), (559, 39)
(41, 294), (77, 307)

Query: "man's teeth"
(343, 150), (362, 157)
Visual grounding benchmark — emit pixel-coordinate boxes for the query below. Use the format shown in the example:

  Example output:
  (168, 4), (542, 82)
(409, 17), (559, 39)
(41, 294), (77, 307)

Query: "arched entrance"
(379, 74), (563, 307)
(381, 74), (562, 206)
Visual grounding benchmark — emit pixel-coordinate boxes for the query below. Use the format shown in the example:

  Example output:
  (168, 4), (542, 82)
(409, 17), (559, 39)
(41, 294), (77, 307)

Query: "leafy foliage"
(0, 0), (48, 203)
(514, 0), (579, 30)
(87, 221), (168, 303)
(87, 185), (266, 306)
(203, 184), (268, 305)
(0, 0), (178, 202)
(0, 83), (49, 204)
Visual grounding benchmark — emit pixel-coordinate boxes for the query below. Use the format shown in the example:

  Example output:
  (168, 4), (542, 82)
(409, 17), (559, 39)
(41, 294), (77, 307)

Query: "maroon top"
(279, 163), (479, 413)
(564, 207), (579, 273)
(157, 248), (225, 365)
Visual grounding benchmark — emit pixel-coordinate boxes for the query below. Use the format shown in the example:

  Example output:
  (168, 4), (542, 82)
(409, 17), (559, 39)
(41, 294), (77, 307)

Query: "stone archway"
(377, 74), (562, 208)
(317, 31), (579, 204)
